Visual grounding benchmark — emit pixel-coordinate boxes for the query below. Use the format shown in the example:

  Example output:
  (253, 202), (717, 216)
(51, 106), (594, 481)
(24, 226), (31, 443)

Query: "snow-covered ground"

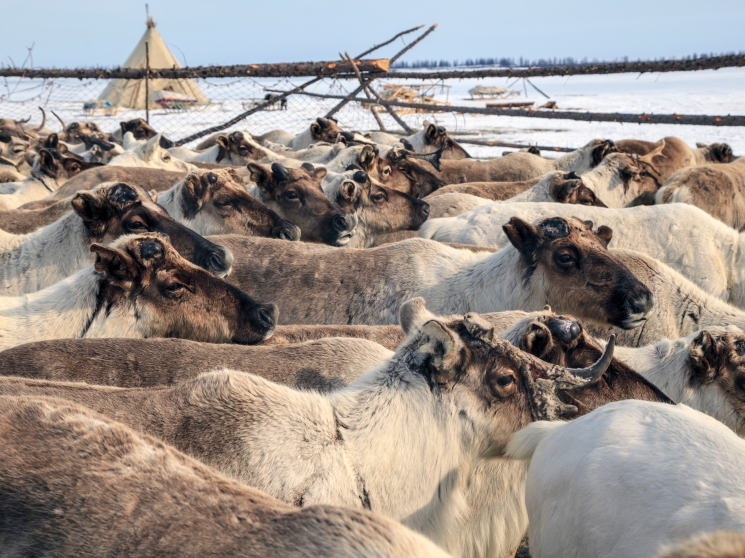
(2, 66), (743, 157)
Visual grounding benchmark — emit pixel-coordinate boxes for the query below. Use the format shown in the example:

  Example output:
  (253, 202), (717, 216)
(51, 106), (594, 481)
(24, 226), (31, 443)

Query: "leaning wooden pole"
(345, 52), (413, 134)
(344, 52), (386, 131)
(327, 24), (438, 118)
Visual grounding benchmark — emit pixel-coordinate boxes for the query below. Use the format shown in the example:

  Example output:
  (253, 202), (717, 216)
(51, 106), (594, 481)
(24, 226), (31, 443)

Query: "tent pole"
(145, 41), (150, 123)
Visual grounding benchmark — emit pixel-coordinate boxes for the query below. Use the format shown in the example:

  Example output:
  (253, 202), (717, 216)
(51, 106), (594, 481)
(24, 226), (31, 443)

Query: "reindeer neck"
(509, 174), (553, 202)
(427, 247), (540, 315)
(330, 352), (475, 539)
(29, 168), (59, 193)
(614, 337), (692, 403)
(554, 146), (591, 173)
(0, 267), (106, 350)
(0, 212), (91, 295)
(157, 183), (185, 222)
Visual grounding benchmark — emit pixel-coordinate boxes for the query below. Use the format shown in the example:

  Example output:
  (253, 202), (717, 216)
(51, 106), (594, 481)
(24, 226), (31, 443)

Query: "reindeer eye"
(162, 155), (171, 161)
(71, 164), (80, 172)
(126, 221), (147, 231)
(215, 200), (233, 209)
(496, 376), (514, 387)
(284, 191), (299, 200)
(382, 167), (391, 175)
(372, 193), (386, 203)
(555, 253), (575, 266)
(166, 282), (186, 293)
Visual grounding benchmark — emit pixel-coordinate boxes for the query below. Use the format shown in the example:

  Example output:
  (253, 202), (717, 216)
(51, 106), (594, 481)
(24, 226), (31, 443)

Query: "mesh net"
(0, 76), (456, 146)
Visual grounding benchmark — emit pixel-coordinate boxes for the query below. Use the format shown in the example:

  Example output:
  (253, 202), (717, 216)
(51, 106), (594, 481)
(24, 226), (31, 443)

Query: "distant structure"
(98, 12), (208, 110)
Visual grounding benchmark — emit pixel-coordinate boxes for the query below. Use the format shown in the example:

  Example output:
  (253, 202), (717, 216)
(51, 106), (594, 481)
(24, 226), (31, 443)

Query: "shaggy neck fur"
(0, 266), (141, 350)
(0, 169), (59, 210)
(553, 143), (595, 173)
(507, 173), (557, 203)
(613, 333), (745, 435)
(0, 212), (93, 296)
(328, 345), (484, 545)
(419, 246), (544, 317)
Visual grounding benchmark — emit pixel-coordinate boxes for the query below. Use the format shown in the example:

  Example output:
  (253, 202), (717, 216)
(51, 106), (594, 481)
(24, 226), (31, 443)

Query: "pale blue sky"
(1, 0), (743, 68)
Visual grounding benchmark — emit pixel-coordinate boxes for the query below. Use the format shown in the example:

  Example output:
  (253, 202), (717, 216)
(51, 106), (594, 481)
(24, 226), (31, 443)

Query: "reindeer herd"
(0, 108), (744, 557)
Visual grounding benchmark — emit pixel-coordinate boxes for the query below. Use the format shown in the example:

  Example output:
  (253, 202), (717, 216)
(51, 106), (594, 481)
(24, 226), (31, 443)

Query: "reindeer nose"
(207, 246), (234, 278)
(419, 201), (430, 219)
(547, 317), (581, 344)
(333, 214), (352, 233)
(253, 303), (278, 333)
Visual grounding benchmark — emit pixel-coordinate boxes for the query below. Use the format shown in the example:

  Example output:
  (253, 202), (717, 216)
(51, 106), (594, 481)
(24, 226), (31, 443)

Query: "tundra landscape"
(0, 2), (744, 557)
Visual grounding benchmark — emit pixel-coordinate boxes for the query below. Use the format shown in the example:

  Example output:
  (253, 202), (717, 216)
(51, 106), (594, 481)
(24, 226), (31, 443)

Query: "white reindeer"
(507, 400), (745, 558)
(0, 232), (276, 350)
(109, 133), (195, 172)
(420, 202), (745, 307)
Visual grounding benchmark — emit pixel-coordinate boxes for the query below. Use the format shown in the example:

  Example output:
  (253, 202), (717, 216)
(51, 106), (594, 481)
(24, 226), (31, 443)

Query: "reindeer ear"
(418, 320), (463, 386)
(44, 133), (59, 149)
(464, 312), (495, 343)
(696, 142), (707, 148)
(399, 297), (437, 335)
(181, 174), (210, 213)
(38, 149), (57, 176)
(148, 189), (159, 203)
(425, 123), (438, 139)
(524, 321), (553, 358)
(359, 145), (376, 171)
(72, 191), (111, 236)
(215, 135), (230, 163)
(247, 163), (272, 192)
(550, 179), (580, 203)
(141, 134), (161, 160)
(340, 181), (360, 204)
(91, 243), (139, 283)
(310, 122), (322, 137)
(595, 225), (613, 247)
(503, 217), (541, 262)
(689, 331), (722, 382)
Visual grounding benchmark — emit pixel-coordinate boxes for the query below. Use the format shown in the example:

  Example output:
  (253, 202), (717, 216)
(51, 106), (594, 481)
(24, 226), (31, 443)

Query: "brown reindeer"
(161, 169), (301, 241)
(71, 182), (233, 277)
(426, 178), (541, 200)
(327, 169), (430, 247)
(51, 166), (187, 199)
(0, 337), (392, 392)
(0, 396), (448, 558)
(616, 136), (735, 184)
(432, 139), (617, 184)
(208, 215), (653, 328)
(656, 157), (745, 230)
(247, 162), (357, 245)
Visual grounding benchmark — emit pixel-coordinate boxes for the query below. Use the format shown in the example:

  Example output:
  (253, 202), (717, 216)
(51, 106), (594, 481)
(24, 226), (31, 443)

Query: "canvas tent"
(98, 16), (208, 110)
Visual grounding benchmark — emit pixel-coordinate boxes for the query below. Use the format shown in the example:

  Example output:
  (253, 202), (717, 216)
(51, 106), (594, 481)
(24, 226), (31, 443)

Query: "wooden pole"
(145, 41), (150, 123)
(343, 52), (386, 131)
(344, 52), (412, 134)
(327, 24), (438, 118)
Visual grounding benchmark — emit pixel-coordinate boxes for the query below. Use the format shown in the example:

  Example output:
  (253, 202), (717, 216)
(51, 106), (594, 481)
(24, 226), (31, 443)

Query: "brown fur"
(247, 162), (356, 245)
(382, 150), (447, 197)
(51, 166), (187, 199)
(0, 196), (74, 233)
(517, 315), (673, 415)
(616, 137), (735, 184)
(657, 158), (745, 230)
(332, 170), (430, 245)
(89, 232), (277, 345)
(177, 169), (300, 240)
(0, 337), (391, 392)
(0, 396), (445, 558)
(209, 218), (652, 329)
(71, 182), (232, 276)
(433, 139), (616, 184)
(656, 531), (745, 558)
(426, 178), (541, 200)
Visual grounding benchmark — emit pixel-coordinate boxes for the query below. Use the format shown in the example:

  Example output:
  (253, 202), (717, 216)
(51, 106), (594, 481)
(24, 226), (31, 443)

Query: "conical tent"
(98, 17), (208, 110)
